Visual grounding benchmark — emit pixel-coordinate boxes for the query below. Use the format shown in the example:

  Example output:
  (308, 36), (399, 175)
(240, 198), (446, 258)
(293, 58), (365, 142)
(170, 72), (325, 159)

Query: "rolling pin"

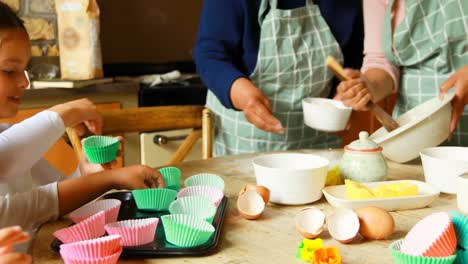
(326, 56), (399, 132)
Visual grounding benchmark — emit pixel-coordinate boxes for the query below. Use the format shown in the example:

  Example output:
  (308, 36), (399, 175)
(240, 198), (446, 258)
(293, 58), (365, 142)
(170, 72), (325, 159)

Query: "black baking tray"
(51, 191), (228, 257)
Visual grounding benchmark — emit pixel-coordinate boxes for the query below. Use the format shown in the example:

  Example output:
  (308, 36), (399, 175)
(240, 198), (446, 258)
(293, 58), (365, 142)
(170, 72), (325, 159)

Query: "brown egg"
(239, 184), (270, 204)
(356, 206), (395, 240)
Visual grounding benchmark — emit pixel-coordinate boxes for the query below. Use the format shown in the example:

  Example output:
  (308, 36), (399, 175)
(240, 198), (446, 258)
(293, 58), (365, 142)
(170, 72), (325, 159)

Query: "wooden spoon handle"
(326, 56), (399, 132)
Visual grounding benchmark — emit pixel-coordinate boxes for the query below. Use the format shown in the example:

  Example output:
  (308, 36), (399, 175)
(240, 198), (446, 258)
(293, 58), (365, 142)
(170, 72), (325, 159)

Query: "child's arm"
(0, 165), (163, 230)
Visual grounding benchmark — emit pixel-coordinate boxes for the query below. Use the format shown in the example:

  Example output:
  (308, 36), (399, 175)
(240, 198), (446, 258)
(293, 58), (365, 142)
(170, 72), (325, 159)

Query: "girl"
(0, 2), (164, 251)
(336, 0), (468, 145)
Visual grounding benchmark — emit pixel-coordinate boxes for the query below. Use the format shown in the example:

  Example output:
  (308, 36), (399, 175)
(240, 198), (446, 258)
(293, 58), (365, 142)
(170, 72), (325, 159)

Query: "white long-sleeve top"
(0, 110), (68, 251)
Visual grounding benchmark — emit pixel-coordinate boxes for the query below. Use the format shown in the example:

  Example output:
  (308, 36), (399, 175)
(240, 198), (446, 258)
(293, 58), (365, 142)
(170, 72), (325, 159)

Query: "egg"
(327, 208), (360, 244)
(237, 190), (265, 220)
(239, 184), (270, 204)
(295, 207), (326, 239)
(356, 206), (395, 240)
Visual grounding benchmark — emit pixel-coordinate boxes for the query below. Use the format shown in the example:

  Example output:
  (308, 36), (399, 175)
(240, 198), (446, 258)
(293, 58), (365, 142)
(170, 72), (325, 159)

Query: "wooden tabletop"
(32, 149), (458, 263)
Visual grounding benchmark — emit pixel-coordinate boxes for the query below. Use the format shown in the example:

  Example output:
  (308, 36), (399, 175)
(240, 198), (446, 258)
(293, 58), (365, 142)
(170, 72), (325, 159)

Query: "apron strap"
(382, 0), (400, 65)
(258, 0), (312, 26)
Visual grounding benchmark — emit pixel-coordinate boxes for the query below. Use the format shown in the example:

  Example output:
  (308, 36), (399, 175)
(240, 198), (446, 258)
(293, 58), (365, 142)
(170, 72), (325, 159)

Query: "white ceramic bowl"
(369, 93), (454, 163)
(457, 172), (468, 214)
(420, 147), (468, 194)
(252, 153), (329, 205)
(302, 98), (352, 132)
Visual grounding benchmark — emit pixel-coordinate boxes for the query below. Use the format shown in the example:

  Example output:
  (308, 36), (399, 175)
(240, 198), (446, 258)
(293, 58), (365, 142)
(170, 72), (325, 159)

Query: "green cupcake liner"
(450, 211), (468, 249)
(389, 240), (456, 264)
(169, 196), (216, 223)
(83, 136), (120, 164)
(184, 173), (225, 192)
(131, 188), (177, 211)
(161, 214), (215, 248)
(455, 247), (468, 264)
(159, 166), (181, 191)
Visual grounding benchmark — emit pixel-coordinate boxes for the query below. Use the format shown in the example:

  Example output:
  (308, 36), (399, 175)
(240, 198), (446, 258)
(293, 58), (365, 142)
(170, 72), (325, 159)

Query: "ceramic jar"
(340, 131), (387, 183)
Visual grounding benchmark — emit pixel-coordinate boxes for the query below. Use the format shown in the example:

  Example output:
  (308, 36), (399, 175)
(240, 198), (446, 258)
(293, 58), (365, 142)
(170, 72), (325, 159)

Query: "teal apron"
(383, 0), (468, 146)
(206, 0), (344, 156)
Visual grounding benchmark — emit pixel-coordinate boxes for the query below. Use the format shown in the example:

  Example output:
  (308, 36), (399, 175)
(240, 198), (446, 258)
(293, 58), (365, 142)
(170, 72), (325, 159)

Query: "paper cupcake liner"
(169, 196), (216, 223)
(159, 166), (181, 191)
(54, 211), (106, 244)
(177, 185), (224, 208)
(161, 214), (215, 248)
(61, 247), (122, 264)
(450, 211), (468, 249)
(455, 247), (468, 264)
(83, 136), (120, 164)
(402, 212), (457, 257)
(104, 218), (159, 247)
(390, 240), (456, 264)
(132, 188), (177, 211)
(60, 235), (122, 259)
(184, 173), (225, 192)
(70, 199), (121, 224)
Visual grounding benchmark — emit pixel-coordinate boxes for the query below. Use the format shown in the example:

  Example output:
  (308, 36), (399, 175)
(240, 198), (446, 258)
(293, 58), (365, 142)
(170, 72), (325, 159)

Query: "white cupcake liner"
(184, 173), (225, 192)
(54, 211), (106, 244)
(169, 196), (217, 223)
(104, 218), (159, 247)
(60, 235), (122, 259)
(177, 185), (224, 207)
(61, 247), (122, 264)
(70, 199), (121, 224)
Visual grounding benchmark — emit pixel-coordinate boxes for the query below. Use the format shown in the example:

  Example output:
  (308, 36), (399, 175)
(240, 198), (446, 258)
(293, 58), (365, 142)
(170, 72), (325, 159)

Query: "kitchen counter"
(32, 149), (458, 263)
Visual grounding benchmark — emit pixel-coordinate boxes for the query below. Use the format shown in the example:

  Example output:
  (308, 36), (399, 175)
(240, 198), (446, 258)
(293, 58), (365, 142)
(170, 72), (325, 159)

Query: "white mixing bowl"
(369, 93), (454, 163)
(420, 147), (468, 194)
(302, 98), (352, 132)
(252, 153), (329, 205)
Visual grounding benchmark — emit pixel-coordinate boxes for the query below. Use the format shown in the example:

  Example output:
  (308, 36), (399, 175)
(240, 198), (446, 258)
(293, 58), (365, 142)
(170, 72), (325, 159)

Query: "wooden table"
(32, 149), (458, 263)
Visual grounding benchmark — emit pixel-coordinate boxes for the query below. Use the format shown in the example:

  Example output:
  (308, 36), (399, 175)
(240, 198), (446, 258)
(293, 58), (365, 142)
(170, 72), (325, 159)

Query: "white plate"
(322, 180), (440, 211)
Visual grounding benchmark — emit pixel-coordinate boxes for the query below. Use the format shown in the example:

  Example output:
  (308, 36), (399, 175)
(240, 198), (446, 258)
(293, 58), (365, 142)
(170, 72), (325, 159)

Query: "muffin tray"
(51, 191), (228, 257)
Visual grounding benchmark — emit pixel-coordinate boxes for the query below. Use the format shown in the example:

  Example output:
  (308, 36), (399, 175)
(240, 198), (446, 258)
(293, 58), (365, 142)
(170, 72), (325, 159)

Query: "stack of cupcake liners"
(158, 166), (182, 191)
(449, 211), (468, 263)
(60, 235), (123, 263)
(54, 211), (106, 244)
(390, 240), (456, 264)
(104, 218), (159, 246)
(177, 185), (225, 208)
(184, 173), (225, 192)
(70, 199), (121, 224)
(83, 136), (120, 164)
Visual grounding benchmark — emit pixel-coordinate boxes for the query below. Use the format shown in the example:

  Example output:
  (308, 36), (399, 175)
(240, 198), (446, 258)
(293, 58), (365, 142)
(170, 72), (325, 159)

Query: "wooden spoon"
(326, 56), (399, 132)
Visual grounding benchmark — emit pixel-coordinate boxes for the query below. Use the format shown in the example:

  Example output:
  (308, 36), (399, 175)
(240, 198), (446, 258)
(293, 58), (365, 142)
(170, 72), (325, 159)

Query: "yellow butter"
(345, 179), (375, 200)
(345, 180), (418, 200)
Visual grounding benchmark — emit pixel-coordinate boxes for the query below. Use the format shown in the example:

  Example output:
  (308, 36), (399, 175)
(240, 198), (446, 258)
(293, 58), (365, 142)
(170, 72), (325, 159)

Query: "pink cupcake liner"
(60, 235), (122, 259)
(401, 212), (457, 257)
(104, 218), (159, 246)
(70, 199), (121, 224)
(177, 185), (224, 208)
(54, 211), (106, 244)
(61, 247), (122, 264)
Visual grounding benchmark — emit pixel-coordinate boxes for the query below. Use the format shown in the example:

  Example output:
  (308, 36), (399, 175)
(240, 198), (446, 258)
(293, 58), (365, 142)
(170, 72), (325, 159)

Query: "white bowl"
(302, 98), (352, 132)
(420, 147), (468, 194)
(369, 93), (454, 163)
(252, 153), (329, 205)
(457, 172), (468, 214)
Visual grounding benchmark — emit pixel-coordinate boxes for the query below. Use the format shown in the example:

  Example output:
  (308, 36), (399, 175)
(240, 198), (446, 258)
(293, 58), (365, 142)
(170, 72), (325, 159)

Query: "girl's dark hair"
(0, 2), (25, 30)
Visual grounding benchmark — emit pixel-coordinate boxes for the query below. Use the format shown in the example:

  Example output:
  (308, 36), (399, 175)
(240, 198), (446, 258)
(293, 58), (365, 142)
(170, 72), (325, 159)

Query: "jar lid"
(345, 131), (382, 152)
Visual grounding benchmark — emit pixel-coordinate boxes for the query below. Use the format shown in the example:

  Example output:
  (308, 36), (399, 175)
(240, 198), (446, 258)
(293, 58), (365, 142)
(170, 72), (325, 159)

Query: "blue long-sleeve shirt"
(194, 0), (364, 109)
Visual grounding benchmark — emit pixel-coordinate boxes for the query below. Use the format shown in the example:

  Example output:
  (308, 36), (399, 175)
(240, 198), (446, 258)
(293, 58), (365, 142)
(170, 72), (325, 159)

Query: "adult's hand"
(230, 78), (284, 134)
(440, 65), (468, 137)
(334, 69), (373, 111)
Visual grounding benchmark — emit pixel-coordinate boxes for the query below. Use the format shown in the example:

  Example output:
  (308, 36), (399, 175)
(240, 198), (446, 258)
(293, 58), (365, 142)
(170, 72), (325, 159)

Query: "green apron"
(383, 0), (468, 146)
(206, 0), (344, 156)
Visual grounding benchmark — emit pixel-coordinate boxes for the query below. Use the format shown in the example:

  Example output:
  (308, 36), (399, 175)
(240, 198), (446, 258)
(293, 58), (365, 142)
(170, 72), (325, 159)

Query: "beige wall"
(99, 0), (203, 64)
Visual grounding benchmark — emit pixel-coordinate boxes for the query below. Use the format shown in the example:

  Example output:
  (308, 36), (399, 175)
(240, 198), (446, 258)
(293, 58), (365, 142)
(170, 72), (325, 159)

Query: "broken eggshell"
(327, 208), (360, 244)
(239, 184), (270, 204)
(295, 207), (326, 239)
(237, 190), (265, 220)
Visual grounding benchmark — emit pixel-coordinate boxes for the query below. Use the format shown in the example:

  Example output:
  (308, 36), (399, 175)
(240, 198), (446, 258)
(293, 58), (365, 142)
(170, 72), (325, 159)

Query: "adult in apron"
(206, 0), (344, 156)
(382, 0), (468, 146)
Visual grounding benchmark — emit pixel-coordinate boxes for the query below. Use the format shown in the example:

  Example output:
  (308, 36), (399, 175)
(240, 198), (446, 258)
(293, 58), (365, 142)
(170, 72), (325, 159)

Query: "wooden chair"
(66, 106), (212, 166)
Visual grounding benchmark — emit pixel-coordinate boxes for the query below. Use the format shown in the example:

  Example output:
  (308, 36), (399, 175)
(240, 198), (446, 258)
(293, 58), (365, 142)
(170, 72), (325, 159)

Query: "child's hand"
(79, 136), (124, 176)
(440, 65), (468, 135)
(111, 165), (165, 190)
(335, 69), (373, 111)
(49, 98), (103, 135)
(0, 226), (31, 264)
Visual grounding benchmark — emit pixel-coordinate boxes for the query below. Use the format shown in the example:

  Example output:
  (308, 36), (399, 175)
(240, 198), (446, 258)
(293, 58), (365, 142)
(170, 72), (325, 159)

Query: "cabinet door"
(0, 102), (122, 176)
